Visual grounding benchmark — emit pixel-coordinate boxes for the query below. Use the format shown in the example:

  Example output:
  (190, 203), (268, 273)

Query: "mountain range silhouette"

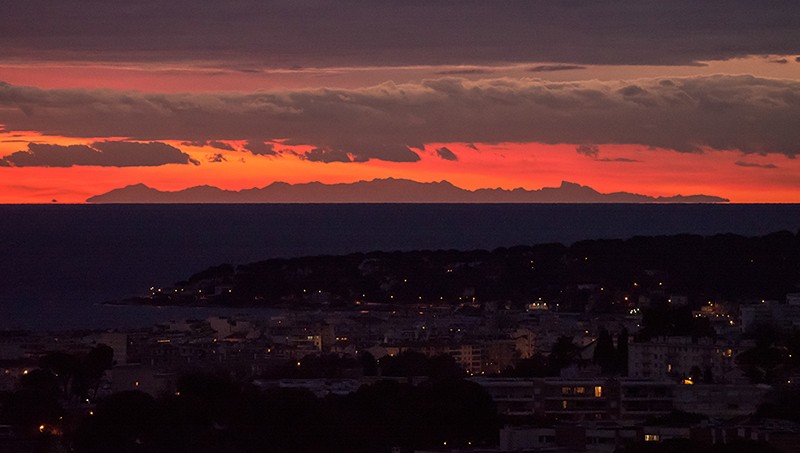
(86, 178), (728, 203)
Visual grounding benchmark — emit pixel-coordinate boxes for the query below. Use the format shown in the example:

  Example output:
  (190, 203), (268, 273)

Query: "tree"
(73, 391), (158, 453)
(506, 353), (551, 377)
(593, 328), (616, 375)
(548, 336), (580, 374)
(702, 366), (714, 384)
(74, 344), (114, 400)
(379, 351), (430, 378)
(358, 351), (378, 376)
(341, 378), (497, 451)
(39, 351), (80, 398)
(616, 327), (630, 376)
(427, 354), (465, 380)
(736, 345), (788, 384)
(0, 369), (64, 435)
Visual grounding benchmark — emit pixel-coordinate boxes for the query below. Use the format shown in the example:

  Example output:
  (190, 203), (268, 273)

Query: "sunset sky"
(2, 1), (800, 203)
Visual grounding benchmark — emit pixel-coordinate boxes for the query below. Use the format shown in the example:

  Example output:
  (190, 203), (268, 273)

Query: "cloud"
(0, 141), (198, 167)
(181, 140), (235, 151)
(3, 1), (800, 67)
(769, 58), (789, 64)
(597, 157), (639, 163)
(576, 144), (639, 162)
(576, 144), (600, 158)
(529, 65), (587, 73)
(435, 147), (458, 161)
(735, 161), (778, 169)
(3, 75), (800, 160)
(435, 68), (494, 75)
(208, 153), (226, 163)
(298, 144), (419, 163)
(290, 142), (419, 163)
(301, 147), (352, 163)
(242, 140), (278, 156)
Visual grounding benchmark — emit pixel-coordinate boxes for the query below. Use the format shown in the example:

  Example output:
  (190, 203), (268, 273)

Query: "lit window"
(562, 400), (568, 409)
(594, 386), (603, 398)
(644, 434), (660, 442)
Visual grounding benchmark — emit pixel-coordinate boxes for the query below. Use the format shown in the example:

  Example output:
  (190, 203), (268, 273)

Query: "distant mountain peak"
(86, 178), (729, 204)
(118, 183), (155, 191)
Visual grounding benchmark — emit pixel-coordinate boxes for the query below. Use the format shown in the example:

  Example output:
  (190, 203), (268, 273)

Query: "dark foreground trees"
(72, 374), (497, 453)
(0, 344), (114, 439)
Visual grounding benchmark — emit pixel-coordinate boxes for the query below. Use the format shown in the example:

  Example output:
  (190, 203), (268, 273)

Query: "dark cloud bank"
(576, 144), (601, 158)
(529, 65), (587, 73)
(2, 75), (800, 162)
(0, 141), (198, 167)
(735, 161), (778, 169)
(2, 1), (800, 67)
(576, 144), (639, 163)
(181, 140), (235, 151)
(242, 141), (277, 156)
(435, 147), (459, 161)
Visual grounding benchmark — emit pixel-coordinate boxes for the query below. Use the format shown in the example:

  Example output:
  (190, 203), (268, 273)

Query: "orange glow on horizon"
(1, 133), (798, 204)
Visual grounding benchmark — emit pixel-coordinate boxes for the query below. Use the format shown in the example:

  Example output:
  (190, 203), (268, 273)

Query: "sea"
(2, 203), (800, 331)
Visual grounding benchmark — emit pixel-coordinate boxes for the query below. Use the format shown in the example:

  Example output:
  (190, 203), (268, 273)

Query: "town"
(3, 231), (800, 452)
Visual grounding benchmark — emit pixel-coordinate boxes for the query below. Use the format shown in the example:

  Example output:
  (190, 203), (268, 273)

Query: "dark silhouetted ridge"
(86, 178), (729, 203)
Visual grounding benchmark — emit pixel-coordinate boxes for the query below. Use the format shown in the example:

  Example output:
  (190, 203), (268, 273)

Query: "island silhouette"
(87, 178), (728, 203)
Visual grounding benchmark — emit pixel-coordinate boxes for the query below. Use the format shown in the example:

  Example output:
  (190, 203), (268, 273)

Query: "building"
(474, 378), (737, 422)
(673, 384), (769, 418)
(628, 336), (736, 382)
(499, 423), (641, 453)
(741, 297), (800, 333)
(536, 378), (616, 420)
(470, 378), (536, 416)
(618, 380), (675, 420)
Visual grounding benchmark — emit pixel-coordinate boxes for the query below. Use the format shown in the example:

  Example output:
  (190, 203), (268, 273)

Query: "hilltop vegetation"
(136, 230), (800, 311)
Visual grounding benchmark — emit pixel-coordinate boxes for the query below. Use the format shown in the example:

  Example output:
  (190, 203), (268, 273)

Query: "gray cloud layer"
(576, 144), (639, 163)
(2, 75), (800, 161)
(529, 65), (587, 73)
(181, 140), (235, 151)
(0, 141), (198, 167)
(242, 141), (278, 156)
(301, 147), (354, 163)
(735, 161), (778, 169)
(1, 1), (799, 67)
(207, 153), (226, 163)
(435, 147), (458, 161)
(576, 144), (601, 158)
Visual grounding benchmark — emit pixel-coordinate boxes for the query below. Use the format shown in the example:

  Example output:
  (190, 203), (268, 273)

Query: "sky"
(2, 1), (800, 203)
